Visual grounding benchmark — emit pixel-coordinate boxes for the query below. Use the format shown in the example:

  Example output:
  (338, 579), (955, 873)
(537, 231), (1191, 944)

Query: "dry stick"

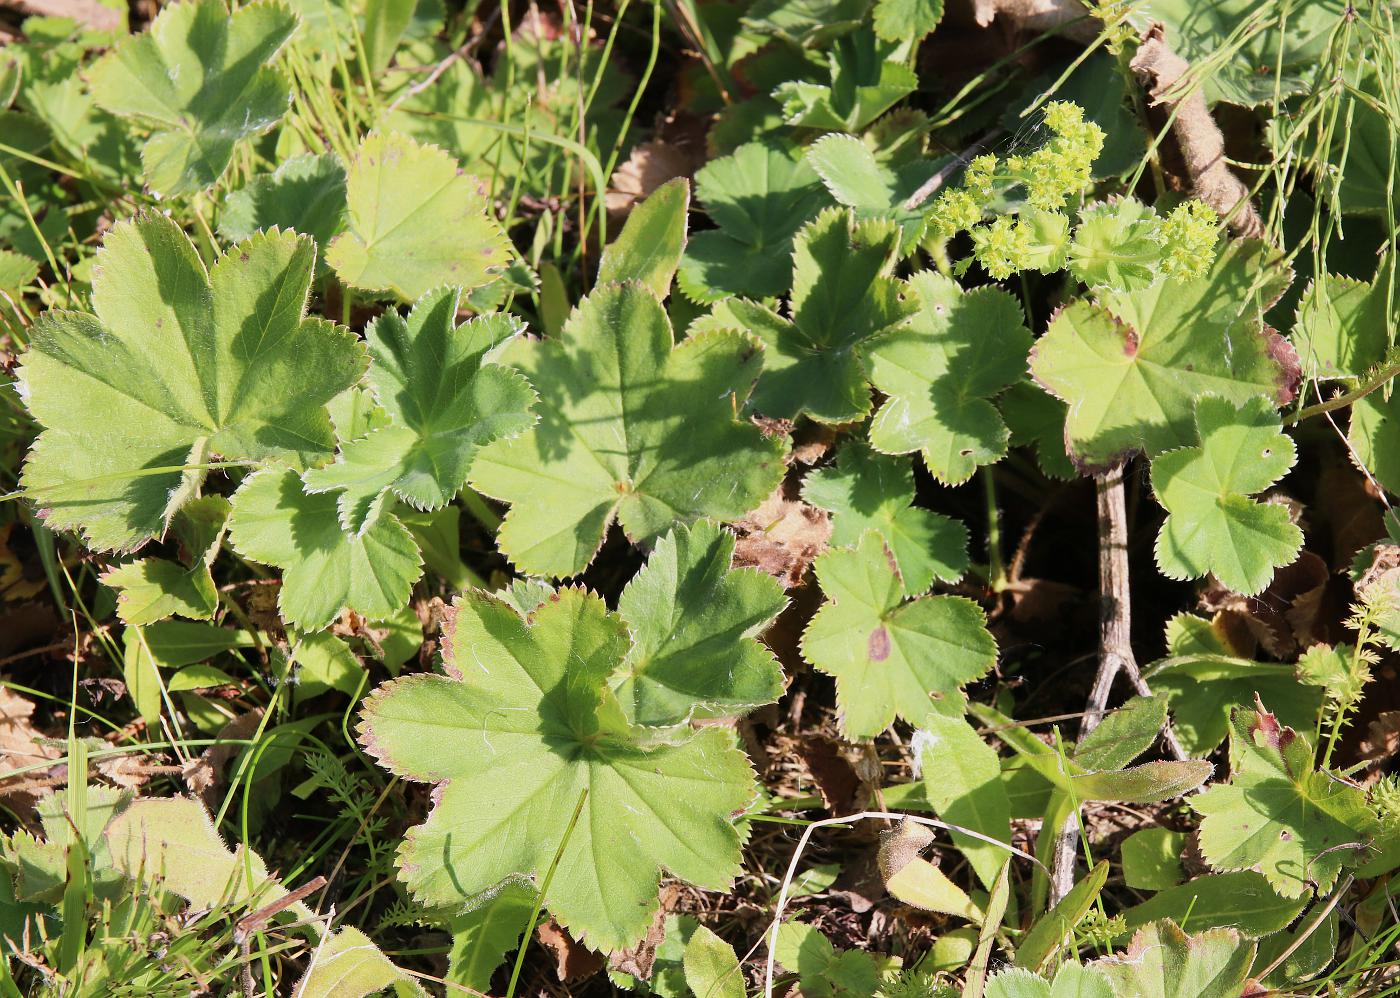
(1130, 22), (1264, 238)
(902, 129), (1005, 212)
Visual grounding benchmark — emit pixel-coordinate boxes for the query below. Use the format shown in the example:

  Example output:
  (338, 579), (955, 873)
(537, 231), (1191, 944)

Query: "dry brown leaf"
(609, 884), (679, 980)
(0, 688), (62, 805)
(536, 917), (605, 981)
(183, 709), (262, 802)
(798, 735), (870, 815)
(731, 490), (831, 589)
(605, 140), (697, 217)
(2, 0), (122, 32)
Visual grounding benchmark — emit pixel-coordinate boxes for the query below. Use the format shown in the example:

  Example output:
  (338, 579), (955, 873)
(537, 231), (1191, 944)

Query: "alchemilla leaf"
(803, 440), (968, 594)
(1031, 241), (1299, 469)
(1150, 395), (1302, 595)
(218, 153), (348, 266)
(89, 0), (297, 197)
(357, 586), (756, 950)
(19, 214), (365, 551)
(328, 131), (514, 301)
(801, 531), (996, 738)
(303, 287), (536, 532)
(677, 141), (829, 303)
(470, 283), (787, 578)
(693, 207), (914, 423)
(613, 520), (787, 726)
(865, 270), (1031, 484)
(1191, 701), (1377, 898)
(228, 468), (423, 630)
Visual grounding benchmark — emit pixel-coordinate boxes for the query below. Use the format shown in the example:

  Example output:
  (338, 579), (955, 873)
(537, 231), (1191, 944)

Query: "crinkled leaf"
(18, 215), (366, 551)
(677, 141), (830, 303)
(597, 177), (688, 299)
(228, 468), (423, 630)
(1067, 198), (1164, 291)
(470, 283), (786, 577)
(1031, 241), (1298, 469)
(328, 130), (514, 300)
(304, 287), (535, 531)
(801, 531), (996, 738)
(1091, 921), (1254, 998)
(693, 208), (913, 422)
(987, 964), (1113, 998)
(219, 153), (348, 266)
(866, 270), (1032, 484)
(1150, 395), (1302, 595)
(803, 441), (968, 594)
(1191, 701), (1377, 897)
(356, 587), (756, 950)
(614, 520), (786, 726)
(89, 0), (296, 196)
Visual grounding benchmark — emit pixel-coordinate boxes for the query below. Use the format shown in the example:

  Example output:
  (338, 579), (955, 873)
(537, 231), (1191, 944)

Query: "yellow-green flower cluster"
(1004, 101), (1105, 211)
(1158, 200), (1221, 281)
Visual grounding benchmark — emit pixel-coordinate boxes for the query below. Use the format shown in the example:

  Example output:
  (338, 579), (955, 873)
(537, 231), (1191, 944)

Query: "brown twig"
(1129, 23), (1264, 238)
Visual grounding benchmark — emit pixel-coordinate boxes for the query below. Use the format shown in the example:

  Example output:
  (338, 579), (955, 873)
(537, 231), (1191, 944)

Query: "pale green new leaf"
(219, 153), (348, 265)
(692, 208), (913, 423)
(1091, 921), (1254, 998)
(918, 713), (1012, 888)
(866, 270), (1032, 484)
(356, 587), (756, 950)
(683, 925), (746, 998)
(303, 287), (535, 531)
(1150, 395), (1302, 595)
(470, 283), (787, 578)
(804, 441), (967, 594)
(297, 926), (425, 998)
(677, 142), (830, 303)
(1191, 702), (1377, 897)
(228, 468), (423, 630)
(328, 131), (514, 300)
(773, 922), (888, 998)
(596, 177), (689, 298)
(1032, 241), (1298, 469)
(446, 885), (534, 993)
(614, 520), (786, 726)
(18, 215), (366, 551)
(801, 531), (996, 738)
(1067, 198), (1164, 291)
(88, 0), (296, 196)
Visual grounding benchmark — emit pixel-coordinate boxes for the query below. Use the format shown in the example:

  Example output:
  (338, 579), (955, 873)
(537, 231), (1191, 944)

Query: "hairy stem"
(1289, 358), (1400, 424)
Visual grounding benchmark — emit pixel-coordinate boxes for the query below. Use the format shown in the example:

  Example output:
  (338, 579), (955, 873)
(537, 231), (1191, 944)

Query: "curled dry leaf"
(731, 489), (832, 588)
(537, 917), (606, 982)
(605, 140), (700, 218)
(0, 688), (61, 803)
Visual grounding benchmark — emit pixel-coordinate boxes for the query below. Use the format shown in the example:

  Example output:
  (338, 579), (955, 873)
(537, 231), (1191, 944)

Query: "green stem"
(1289, 358), (1400, 424)
(983, 468), (1006, 593)
(461, 488), (503, 533)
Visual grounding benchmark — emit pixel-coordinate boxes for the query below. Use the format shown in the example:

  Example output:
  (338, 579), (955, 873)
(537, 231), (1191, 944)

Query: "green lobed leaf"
(805, 133), (933, 250)
(227, 468), (423, 631)
(597, 177), (689, 299)
(18, 214), (365, 551)
(774, 31), (917, 132)
(1000, 380), (1074, 479)
(103, 495), (231, 624)
(303, 286), (536, 532)
(871, 0), (942, 43)
(866, 270), (1032, 484)
(1091, 921), (1254, 998)
(773, 921), (888, 998)
(470, 282), (787, 578)
(677, 141), (830, 303)
(986, 963), (1113, 998)
(803, 440), (968, 594)
(1031, 241), (1298, 469)
(356, 587), (757, 950)
(89, 0), (297, 196)
(613, 520), (787, 727)
(692, 207), (914, 423)
(328, 130), (514, 300)
(218, 153), (348, 267)
(1292, 272), (1391, 380)
(1067, 198), (1165, 292)
(1350, 388), (1400, 495)
(801, 531), (996, 738)
(1150, 395), (1302, 596)
(1119, 827), (1185, 891)
(1191, 701), (1377, 897)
